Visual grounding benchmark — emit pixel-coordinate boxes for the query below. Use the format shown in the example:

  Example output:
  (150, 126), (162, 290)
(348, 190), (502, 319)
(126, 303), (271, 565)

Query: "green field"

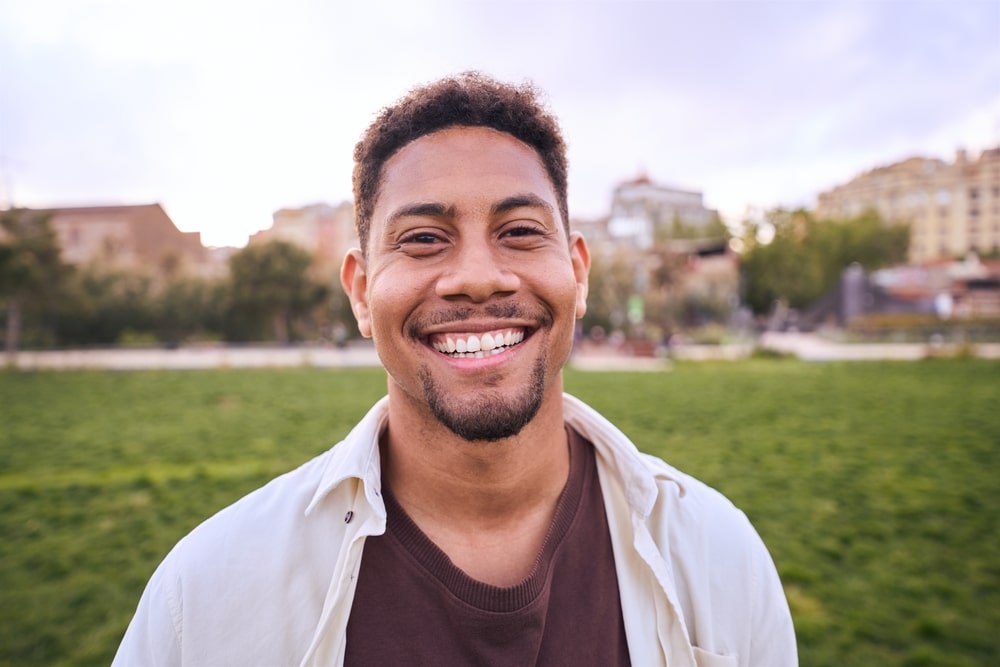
(1, 360), (998, 665)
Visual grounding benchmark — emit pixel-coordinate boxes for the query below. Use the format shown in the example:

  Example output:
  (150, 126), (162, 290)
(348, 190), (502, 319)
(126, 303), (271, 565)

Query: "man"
(115, 72), (796, 666)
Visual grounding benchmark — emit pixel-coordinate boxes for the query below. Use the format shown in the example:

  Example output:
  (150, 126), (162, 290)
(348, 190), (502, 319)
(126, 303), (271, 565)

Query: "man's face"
(342, 126), (589, 441)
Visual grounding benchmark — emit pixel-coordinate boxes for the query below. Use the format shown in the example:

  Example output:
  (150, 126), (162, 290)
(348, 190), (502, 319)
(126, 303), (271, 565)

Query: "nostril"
(436, 263), (520, 301)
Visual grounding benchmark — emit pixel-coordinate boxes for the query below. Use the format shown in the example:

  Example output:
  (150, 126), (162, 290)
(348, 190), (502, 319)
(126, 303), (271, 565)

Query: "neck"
(382, 387), (569, 520)
(380, 387), (571, 585)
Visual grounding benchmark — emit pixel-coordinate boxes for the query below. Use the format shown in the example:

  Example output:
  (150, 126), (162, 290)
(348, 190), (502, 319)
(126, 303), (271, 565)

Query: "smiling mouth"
(430, 328), (527, 358)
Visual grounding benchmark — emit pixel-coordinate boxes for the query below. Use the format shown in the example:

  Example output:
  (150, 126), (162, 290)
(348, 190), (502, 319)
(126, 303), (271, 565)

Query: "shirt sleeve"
(112, 560), (183, 666)
(748, 536), (798, 667)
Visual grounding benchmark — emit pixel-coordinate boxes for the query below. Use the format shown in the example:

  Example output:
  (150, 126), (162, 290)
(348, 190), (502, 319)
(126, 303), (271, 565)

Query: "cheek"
(367, 279), (420, 338)
(538, 269), (585, 324)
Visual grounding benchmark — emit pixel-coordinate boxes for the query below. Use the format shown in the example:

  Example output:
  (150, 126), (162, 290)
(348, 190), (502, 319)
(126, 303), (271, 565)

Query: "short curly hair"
(352, 72), (569, 253)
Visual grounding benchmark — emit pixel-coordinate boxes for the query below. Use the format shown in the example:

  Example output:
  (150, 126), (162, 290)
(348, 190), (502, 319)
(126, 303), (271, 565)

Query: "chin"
(419, 355), (548, 442)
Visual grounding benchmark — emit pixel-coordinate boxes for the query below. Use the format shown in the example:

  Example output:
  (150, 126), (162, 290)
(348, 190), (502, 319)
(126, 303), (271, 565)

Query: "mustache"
(408, 302), (551, 337)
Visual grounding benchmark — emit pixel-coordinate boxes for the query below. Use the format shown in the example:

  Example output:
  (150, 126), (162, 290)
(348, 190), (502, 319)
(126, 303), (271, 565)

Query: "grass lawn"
(1, 359), (997, 665)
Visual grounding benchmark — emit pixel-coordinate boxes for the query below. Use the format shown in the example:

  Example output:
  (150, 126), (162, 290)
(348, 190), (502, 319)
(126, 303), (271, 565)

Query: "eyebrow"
(387, 202), (456, 224)
(385, 193), (555, 227)
(491, 193), (555, 217)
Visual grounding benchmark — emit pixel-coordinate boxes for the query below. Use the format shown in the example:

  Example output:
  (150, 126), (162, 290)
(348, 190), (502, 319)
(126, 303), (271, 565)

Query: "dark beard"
(418, 354), (547, 442)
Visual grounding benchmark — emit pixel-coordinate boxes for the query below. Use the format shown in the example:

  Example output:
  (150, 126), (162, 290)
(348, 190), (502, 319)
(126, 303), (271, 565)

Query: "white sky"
(1, 0), (998, 247)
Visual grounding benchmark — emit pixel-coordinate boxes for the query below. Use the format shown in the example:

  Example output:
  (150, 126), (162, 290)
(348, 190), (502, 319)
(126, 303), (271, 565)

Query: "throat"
(381, 424), (573, 586)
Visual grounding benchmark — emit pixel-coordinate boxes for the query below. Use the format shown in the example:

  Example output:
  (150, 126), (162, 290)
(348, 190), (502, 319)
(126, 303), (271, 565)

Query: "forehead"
(376, 126), (556, 213)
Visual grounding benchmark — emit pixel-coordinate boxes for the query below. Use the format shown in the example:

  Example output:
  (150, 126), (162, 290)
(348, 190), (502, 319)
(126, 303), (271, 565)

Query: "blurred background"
(1, 0), (999, 353)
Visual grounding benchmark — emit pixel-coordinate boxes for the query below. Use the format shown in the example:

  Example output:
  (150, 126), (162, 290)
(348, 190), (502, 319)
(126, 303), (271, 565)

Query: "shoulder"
(115, 399), (393, 663)
(562, 393), (759, 550)
(636, 455), (796, 663)
(627, 452), (759, 561)
(563, 394), (796, 662)
(116, 433), (380, 664)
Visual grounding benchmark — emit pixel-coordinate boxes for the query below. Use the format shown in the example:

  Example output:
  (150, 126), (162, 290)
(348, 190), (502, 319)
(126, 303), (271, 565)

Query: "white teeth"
(433, 329), (525, 357)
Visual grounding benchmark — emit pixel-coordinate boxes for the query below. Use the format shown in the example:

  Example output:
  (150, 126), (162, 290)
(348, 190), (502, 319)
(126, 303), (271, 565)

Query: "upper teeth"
(433, 330), (525, 356)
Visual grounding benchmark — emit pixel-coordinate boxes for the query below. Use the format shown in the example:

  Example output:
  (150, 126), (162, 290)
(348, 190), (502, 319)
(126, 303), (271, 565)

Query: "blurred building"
(816, 147), (1000, 263)
(7, 203), (211, 278)
(792, 255), (1000, 331)
(574, 174), (736, 335)
(604, 173), (718, 250)
(249, 201), (356, 278)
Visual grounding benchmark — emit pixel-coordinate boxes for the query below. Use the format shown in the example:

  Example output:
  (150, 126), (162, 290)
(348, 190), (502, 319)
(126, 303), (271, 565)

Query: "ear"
(340, 248), (372, 338)
(569, 232), (590, 319)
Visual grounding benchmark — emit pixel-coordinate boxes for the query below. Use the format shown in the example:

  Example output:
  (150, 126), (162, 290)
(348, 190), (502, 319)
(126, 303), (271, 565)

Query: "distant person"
(114, 72), (796, 666)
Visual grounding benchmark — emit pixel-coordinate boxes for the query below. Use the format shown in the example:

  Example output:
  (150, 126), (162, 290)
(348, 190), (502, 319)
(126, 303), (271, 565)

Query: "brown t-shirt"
(344, 428), (631, 666)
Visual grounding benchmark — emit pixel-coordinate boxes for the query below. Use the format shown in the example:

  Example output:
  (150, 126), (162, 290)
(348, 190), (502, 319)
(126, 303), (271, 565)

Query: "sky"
(0, 0), (998, 248)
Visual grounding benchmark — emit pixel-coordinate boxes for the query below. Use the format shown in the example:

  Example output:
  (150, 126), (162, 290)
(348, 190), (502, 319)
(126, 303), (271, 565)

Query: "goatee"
(418, 354), (547, 442)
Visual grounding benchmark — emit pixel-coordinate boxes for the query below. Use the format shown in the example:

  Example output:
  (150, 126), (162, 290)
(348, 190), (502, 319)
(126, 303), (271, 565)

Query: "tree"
(49, 269), (155, 346)
(741, 207), (910, 315)
(227, 240), (329, 343)
(581, 250), (638, 338)
(153, 276), (226, 346)
(0, 209), (69, 355)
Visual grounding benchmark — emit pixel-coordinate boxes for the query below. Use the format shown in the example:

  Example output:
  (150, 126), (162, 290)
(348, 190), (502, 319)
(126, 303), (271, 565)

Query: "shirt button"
(344, 511), (354, 523)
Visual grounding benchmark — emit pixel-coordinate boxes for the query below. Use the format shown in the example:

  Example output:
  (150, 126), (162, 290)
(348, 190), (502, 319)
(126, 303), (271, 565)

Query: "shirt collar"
(303, 393), (682, 519)
(305, 396), (390, 516)
(562, 393), (686, 517)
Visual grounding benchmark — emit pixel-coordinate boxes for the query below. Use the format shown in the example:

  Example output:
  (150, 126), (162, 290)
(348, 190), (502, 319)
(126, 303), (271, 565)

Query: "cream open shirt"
(114, 394), (797, 666)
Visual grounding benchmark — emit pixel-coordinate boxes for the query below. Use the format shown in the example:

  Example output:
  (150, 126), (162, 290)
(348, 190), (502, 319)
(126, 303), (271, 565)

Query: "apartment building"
(816, 147), (1000, 263)
(249, 201), (356, 278)
(6, 203), (210, 277)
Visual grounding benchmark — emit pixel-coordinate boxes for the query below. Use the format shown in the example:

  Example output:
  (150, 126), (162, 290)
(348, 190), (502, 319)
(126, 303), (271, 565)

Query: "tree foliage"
(50, 269), (155, 346)
(0, 209), (71, 354)
(154, 276), (227, 346)
(227, 240), (330, 343)
(581, 250), (638, 336)
(741, 208), (910, 315)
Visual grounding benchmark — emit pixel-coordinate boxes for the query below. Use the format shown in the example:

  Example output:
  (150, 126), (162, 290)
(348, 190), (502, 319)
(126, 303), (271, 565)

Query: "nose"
(435, 237), (520, 302)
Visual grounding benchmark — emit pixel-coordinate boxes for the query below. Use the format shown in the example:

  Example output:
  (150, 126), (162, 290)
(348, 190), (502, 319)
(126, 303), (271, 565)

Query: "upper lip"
(421, 321), (533, 336)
